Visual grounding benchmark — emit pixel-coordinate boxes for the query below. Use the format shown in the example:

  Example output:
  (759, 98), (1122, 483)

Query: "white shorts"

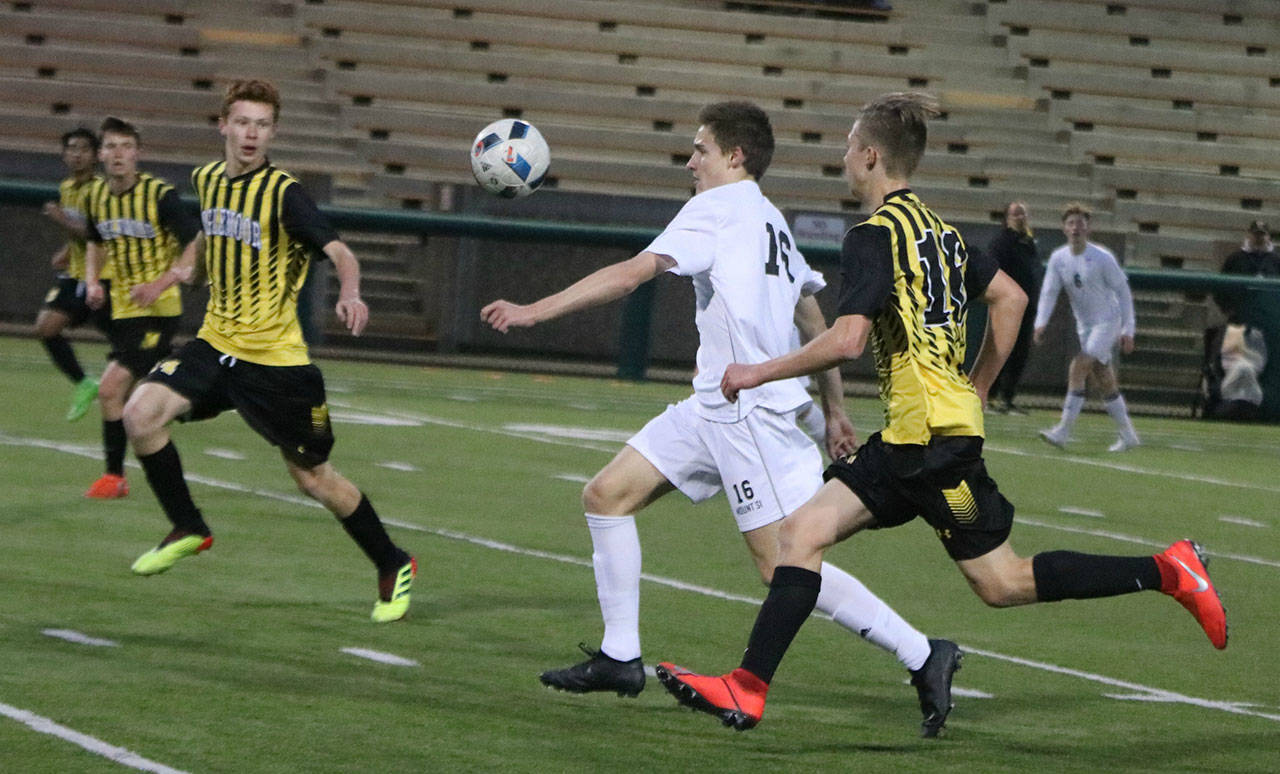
(627, 396), (823, 533)
(1077, 321), (1122, 365)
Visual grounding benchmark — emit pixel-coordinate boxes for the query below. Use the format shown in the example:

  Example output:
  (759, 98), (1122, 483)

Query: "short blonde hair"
(1061, 202), (1092, 222)
(222, 79), (280, 122)
(854, 92), (939, 177)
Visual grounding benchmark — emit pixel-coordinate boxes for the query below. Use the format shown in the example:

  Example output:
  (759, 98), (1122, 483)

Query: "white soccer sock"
(816, 562), (931, 672)
(585, 513), (642, 662)
(1059, 390), (1086, 432)
(1103, 393), (1138, 440)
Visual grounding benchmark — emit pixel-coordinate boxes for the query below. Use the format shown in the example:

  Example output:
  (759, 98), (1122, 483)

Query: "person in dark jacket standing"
(988, 201), (1041, 413)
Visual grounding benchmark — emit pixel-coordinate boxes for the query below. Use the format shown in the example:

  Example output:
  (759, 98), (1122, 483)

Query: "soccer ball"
(469, 118), (550, 198)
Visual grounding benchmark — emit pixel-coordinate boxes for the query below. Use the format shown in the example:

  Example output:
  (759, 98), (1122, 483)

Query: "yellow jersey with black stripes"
(835, 189), (999, 445)
(191, 160), (339, 367)
(84, 173), (197, 320)
(58, 174), (109, 281)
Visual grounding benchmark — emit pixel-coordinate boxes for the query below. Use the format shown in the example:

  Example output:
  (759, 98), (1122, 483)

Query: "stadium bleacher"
(0, 0), (1277, 409)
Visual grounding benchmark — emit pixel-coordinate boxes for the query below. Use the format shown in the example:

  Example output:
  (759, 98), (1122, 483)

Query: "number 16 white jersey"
(645, 179), (824, 423)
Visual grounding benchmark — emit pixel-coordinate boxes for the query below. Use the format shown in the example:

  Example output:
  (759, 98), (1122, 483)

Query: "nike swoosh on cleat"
(1173, 556), (1210, 592)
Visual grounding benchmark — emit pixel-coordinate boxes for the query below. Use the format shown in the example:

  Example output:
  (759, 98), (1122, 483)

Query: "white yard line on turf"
(986, 443), (1280, 494)
(0, 701), (189, 774)
(41, 629), (118, 647)
(965, 648), (1280, 722)
(340, 647), (419, 667)
(1016, 516), (1280, 569)
(1058, 507), (1104, 519)
(4, 428), (1278, 725)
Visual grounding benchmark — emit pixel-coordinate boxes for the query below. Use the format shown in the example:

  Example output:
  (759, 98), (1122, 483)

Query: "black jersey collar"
(883, 188), (913, 204)
(222, 158), (273, 183)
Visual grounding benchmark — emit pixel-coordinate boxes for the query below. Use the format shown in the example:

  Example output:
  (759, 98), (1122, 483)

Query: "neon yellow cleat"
(371, 555), (416, 623)
(131, 533), (213, 576)
(66, 377), (98, 421)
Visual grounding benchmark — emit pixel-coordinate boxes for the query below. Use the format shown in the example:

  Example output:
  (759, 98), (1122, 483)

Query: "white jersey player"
(1034, 203), (1140, 451)
(480, 101), (948, 731)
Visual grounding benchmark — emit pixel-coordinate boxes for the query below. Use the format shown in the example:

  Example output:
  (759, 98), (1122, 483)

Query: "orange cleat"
(1157, 539), (1228, 650)
(84, 473), (128, 499)
(655, 663), (767, 730)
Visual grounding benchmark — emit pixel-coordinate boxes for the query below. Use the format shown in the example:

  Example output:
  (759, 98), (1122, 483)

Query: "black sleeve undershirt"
(157, 188), (201, 244)
(281, 183), (340, 256)
(835, 223), (895, 318)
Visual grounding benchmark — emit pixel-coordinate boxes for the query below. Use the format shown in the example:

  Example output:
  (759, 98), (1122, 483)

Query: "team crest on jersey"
(141, 331), (161, 350)
(311, 403), (330, 435)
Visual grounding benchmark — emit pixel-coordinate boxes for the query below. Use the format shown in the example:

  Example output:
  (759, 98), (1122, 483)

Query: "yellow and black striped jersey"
(58, 174), (107, 281)
(191, 160), (339, 367)
(835, 190), (998, 445)
(84, 173), (197, 319)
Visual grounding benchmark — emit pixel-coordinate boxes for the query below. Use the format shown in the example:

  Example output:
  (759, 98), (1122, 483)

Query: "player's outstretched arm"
(794, 294), (857, 457)
(721, 314), (870, 403)
(480, 250), (674, 333)
(324, 240), (369, 336)
(969, 270), (1027, 405)
(42, 201), (89, 240)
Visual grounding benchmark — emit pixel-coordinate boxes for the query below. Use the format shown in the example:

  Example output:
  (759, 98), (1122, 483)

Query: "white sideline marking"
(553, 473), (591, 484)
(1219, 516), (1267, 528)
(324, 402), (623, 453)
(376, 461), (420, 472)
(1058, 506), (1104, 519)
(203, 448), (246, 461)
(340, 647), (419, 667)
(0, 701), (189, 774)
(503, 423), (634, 444)
(447, 393), (479, 402)
(900, 679), (993, 699)
(1170, 444), (1203, 452)
(986, 443), (1280, 494)
(4, 429), (1279, 725)
(967, 648), (1280, 723)
(329, 410), (422, 427)
(41, 629), (118, 648)
(1016, 516), (1280, 569)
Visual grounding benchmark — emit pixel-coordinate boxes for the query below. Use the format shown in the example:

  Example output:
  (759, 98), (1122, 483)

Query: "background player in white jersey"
(481, 102), (949, 730)
(1034, 203), (1140, 452)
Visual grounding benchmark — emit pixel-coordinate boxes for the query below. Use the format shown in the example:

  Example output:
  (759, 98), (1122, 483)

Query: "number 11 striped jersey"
(835, 189), (998, 445)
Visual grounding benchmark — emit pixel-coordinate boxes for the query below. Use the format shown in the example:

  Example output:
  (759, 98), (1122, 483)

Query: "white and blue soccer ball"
(470, 118), (550, 198)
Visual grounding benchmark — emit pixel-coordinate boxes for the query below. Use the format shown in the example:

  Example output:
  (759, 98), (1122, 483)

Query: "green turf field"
(1, 335), (1275, 773)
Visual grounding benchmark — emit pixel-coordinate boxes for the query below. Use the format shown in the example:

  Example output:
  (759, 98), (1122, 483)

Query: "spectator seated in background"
(1207, 322), (1268, 421)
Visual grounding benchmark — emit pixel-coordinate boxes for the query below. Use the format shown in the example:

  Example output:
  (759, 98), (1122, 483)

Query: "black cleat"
(540, 643), (645, 697)
(910, 638), (963, 738)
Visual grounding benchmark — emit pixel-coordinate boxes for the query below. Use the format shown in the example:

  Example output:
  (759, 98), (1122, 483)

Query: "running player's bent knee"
(122, 393), (161, 440)
(581, 474), (628, 515)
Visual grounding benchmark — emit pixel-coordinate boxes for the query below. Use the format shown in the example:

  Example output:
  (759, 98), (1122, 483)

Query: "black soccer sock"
(103, 419), (127, 476)
(340, 494), (402, 573)
(739, 565), (823, 684)
(137, 441), (210, 536)
(1032, 551), (1163, 601)
(42, 335), (85, 383)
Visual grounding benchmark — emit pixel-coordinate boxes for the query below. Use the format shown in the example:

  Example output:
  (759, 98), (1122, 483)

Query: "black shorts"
(823, 431), (1015, 561)
(107, 315), (178, 378)
(43, 276), (112, 333)
(145, 337), (335, 468)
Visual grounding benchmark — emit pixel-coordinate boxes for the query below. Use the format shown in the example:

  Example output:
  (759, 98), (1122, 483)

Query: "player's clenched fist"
(481, 300), (537, 333)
